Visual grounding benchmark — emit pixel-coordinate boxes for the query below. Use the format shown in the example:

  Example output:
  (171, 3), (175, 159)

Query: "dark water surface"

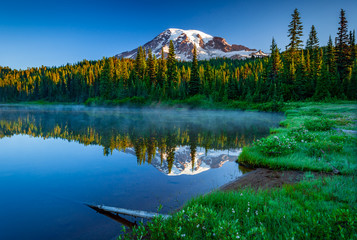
(0, 105), (283, 240)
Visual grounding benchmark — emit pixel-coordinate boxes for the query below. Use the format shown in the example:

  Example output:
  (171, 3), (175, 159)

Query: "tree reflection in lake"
(0, 105), (283, 175)
(0, 105), (283, 240)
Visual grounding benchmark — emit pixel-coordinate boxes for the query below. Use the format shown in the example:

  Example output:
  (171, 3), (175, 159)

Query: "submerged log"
(88, 205), (137, 228)
(86, 204), (170, 220)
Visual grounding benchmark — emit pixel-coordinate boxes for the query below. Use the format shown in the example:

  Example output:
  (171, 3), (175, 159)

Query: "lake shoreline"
(120, 101), (357, 239)
(218, 167), (331, 191)
(0, 98), (285, 112)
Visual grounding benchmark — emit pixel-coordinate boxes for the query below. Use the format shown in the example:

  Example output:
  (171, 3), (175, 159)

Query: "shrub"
(84, 97), (102, 106)
(288, 127), (317, 142)
(255, 135), (296, 156)
(129, 96), (146, 105)
(180, 95), (208, 108)
(329, 134), (347, 143)
(306, 141), (343, 157)
(279, 120), (289, 127)
(333, 117), (352, 126)
(301, 108), (323, 116)
(304, 118), (334, 131)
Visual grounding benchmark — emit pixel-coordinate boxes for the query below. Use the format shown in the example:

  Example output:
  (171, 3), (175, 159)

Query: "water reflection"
(0, 105), (283, 240)
(0, 105), (282, 175)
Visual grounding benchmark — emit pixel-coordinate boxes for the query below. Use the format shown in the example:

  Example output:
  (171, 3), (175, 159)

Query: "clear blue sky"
(1, 0), (356, 70)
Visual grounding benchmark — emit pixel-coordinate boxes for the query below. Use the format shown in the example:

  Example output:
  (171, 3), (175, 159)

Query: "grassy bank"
(239, 103), (357, 174)
(1, 96), (284, 112)
(84, 95), (285, 112)
(120, 102), (357, 240)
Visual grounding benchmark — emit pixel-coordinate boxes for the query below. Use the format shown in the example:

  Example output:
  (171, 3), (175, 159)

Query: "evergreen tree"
(348, 61), (357, 99)
(147, 49), (156, 85)
(227, 74), (239, 100)
(286, 8), (304, 54)
(314, 64), (331, 100)
(157, 47), (167, 88)
(326, 36), (336, 72)
(134, 46), (146, 80)
(267, 38), (283, 100)
(350, 30), (356, 62)
(189, 45), (201, 96)
(269, 38), (283, 81)
(295, 50), (308, 99)
(335, 9), (351, 86)
(167, 40), (178, 92)
(325, 36), (339, 97)
(306, 25), (319, 50)
(99, 58), (112, 99)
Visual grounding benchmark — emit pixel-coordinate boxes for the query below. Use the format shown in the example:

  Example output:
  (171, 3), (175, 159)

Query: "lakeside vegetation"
(1, 10), (356, 111)
(239, 102), (357, 174)
(120, 102), (356, 240)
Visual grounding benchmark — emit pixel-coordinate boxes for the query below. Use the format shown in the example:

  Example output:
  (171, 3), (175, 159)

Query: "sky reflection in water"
(0, 105), (283, 240)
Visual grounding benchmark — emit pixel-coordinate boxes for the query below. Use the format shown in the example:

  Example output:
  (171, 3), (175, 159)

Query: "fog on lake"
(0, 105), (283, 240)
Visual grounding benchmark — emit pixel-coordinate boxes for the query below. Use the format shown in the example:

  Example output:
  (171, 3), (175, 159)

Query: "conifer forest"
(1, 9), (356, 107)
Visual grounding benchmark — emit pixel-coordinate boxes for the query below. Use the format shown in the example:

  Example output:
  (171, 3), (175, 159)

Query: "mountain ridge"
(115, 28), (268, 61)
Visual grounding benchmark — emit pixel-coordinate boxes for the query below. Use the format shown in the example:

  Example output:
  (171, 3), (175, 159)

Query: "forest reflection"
(0, 106), (282, 174)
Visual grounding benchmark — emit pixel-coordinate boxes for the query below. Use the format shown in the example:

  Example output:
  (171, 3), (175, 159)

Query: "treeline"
(0, 9), (356, 106)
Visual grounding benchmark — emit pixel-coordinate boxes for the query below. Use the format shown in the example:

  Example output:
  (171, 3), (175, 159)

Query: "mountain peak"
(115, 29), (267, 61)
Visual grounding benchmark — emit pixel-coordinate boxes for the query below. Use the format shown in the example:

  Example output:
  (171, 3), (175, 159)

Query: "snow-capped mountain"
(115, 28), (268, 61)
(126, 146), (242, 176)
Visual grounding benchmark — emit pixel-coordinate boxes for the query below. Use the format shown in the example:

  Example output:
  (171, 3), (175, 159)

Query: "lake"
(0, 105), (283, 240)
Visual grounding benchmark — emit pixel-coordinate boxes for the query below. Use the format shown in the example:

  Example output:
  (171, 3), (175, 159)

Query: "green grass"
(239, 102), (357, 174)
(119, 102), (357, 240)
(84, 95), (286, 112)
(120, 175), (357, 240)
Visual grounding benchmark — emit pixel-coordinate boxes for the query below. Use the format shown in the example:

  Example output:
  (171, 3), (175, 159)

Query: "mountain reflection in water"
(0, 105), (282, 175)
(0, 105), (283, 240)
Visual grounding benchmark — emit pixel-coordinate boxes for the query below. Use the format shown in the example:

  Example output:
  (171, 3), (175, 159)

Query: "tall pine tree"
(189, 45), (200, 96)
(99, 58), (112, 99)
(286, 8), (304, 55)
(306, 25), (319, 50)
(166, 40), (178, 97)
(147, 49), (156, 85)
(157, 47), (167, 88)
(335, 9), (351, 88)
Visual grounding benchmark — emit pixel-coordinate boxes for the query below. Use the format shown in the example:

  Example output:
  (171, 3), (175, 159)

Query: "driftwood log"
(86, 204), (170, 220)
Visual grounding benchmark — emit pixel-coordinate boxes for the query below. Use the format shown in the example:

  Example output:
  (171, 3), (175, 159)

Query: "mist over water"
(0, 105), (283, 240)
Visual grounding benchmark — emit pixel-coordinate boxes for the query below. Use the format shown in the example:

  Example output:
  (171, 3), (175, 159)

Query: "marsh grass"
(239, 102), (357, 174)
(120, 175), (357, 240)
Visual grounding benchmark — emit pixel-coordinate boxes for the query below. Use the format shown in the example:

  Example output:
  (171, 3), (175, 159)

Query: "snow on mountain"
(115, 28), (268, 61)
(125, 146), (242, 176)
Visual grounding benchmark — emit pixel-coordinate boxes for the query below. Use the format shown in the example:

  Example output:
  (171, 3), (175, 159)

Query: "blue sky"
(1, 0), (356, 69)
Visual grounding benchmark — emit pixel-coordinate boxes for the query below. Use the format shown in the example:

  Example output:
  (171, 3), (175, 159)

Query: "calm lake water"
(0, 105), (283, 240)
